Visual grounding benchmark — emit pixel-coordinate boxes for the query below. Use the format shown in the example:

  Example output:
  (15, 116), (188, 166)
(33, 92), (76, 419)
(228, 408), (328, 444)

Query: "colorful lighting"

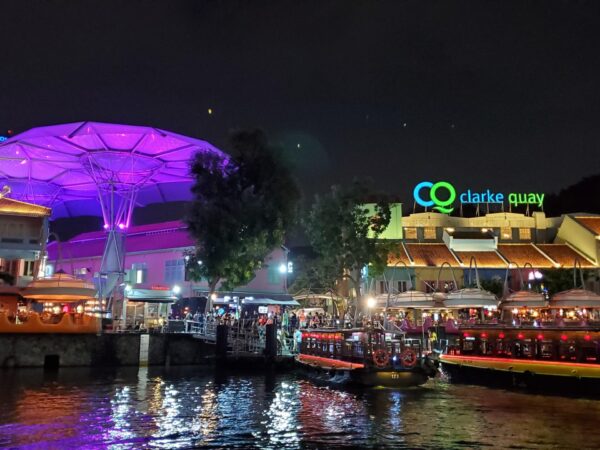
(517, 333), (524, 339)
(499, 332), (505, 339)
(561, 334), (568, 341)
(537, 334), (544, 340)
(481, 333), (488, 338)
(584, 334), (592, 341)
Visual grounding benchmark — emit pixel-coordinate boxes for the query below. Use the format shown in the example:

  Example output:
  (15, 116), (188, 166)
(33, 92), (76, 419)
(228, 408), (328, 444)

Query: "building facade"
(371, 211), (600, 297)
(0, 196), (50, 287)
(46, 220), (290, 305)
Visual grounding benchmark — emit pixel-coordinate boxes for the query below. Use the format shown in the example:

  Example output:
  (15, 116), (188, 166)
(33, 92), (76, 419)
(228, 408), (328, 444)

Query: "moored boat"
(441, 282), (600, 391)
(296, 327), (437, 387)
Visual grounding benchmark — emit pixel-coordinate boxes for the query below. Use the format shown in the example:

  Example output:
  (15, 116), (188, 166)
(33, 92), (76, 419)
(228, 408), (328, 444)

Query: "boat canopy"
(21, 273), (96, 302)
(548, 289), (600, 309)
(443, 288), (498, 309)
(500, 290), (548, 309)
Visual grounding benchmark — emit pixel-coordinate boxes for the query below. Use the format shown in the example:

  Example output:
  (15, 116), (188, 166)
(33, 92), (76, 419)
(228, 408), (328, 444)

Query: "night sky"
(2, 1), (600, 207)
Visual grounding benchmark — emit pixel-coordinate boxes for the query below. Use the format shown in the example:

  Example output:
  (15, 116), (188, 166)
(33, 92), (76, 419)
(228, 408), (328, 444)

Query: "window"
(423, 227), (436, 240)
(164, 259), (185, 284)
(268, 266), (280, 284)
(23, 260), (35, 277)
(423, 281), (437, 293)
(519, 228), (531, 240)
(131, 262), (147, 284)
(379, 280), (388, 294)
(501, 227), (512, 240)
(398, 280), (408, 293)
(404, 227), (417, 239)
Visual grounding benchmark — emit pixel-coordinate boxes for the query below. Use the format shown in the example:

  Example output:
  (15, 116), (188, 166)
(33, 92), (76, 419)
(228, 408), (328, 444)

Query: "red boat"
(296, 327), (437, 387)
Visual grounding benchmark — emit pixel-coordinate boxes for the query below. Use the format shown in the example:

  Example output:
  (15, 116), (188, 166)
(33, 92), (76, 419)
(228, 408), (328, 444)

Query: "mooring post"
(216, 324), (228, 359)
(264, 322), (277, 359)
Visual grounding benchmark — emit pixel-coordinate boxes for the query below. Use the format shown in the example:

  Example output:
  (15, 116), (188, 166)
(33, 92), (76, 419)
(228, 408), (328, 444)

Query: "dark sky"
(2, 0), (600, 206)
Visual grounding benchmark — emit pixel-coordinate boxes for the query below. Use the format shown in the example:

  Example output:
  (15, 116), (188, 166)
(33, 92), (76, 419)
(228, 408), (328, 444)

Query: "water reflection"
(1, 367), (600, 449)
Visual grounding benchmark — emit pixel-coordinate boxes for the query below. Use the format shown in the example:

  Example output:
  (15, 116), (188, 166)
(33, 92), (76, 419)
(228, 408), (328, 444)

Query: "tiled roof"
(536, 244), (597, 268)
(404, 244), (460, 267)
(497, 244), (554, 268)
(574, 217), (600, 236)
(388, 244), (412, 266)
(47, 221), (193, 260)
(0, 197), (51, 217)
(454, 251), (507, 268)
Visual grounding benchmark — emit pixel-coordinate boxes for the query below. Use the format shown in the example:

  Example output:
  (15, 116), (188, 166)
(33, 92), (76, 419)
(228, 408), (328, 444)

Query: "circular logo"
(413, 181), (456, 214)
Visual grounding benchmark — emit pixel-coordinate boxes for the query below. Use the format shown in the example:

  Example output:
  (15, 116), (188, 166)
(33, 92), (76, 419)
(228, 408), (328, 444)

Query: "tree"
(185, 130), (300, 311)
(303, 181), (392, 323)
(541, 268), (598, 297)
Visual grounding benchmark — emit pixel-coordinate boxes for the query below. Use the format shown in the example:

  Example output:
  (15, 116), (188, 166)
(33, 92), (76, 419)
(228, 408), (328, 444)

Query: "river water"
(1, 366), (600, 449)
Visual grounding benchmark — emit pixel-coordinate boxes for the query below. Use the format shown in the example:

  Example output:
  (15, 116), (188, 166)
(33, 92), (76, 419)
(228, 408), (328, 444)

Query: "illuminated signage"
(414, 181), (544, 214)
(0, 136), (8, 142)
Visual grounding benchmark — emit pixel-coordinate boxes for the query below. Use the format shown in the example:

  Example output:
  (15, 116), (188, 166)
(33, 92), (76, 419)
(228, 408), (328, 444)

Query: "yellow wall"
(414, 267), (464, 290)
(556, 216), (599, 265)
(366, 203), (402, 239)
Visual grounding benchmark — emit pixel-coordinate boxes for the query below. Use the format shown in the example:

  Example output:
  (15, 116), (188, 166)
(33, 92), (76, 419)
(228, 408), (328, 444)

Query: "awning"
(214, 297), (299, 306)
(500, 290), (547, 309)
(548, 289), (600, 308)
(125, 288), (177, 303)
(21, 274), (97, 302)
(444, 288), (498, 309)
(375, 291), (442, 309)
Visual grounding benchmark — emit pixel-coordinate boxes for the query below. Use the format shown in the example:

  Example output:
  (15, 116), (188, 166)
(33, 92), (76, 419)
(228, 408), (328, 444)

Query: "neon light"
(499, 332), (505, 339)
(561, 334), (568, 341)
(585, 334), (592, 341)
(297, 353), (364, 370)
(413, 181), (545, 215)
(517, 333), (525, 339)
(414, 181), (455, 213)
(537, 334), (544, 340)
(441, 354), (600, 369)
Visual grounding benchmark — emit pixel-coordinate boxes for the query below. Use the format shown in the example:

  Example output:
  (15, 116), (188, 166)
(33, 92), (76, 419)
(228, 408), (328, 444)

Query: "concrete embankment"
(0, 333), (215, 368)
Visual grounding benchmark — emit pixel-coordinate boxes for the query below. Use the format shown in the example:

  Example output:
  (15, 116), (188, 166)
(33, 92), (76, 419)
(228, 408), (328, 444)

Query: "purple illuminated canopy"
(0, 121), (227, 220)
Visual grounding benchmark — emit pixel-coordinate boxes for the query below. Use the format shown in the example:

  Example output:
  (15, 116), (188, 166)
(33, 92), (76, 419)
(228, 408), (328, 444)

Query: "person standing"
(293, 328), (302, 353)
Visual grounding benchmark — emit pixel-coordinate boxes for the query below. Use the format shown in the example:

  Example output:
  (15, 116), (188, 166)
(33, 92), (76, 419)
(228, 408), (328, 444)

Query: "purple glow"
(103, 224), (109, 229)
(118, 223), (125, 230)
(0, 121), (228, 219)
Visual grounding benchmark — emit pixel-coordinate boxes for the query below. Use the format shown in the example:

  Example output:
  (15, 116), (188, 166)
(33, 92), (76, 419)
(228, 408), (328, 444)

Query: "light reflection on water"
(1, 367), (600, 449)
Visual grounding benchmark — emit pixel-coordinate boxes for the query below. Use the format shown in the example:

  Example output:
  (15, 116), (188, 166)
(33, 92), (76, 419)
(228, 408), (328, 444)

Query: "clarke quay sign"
(413, 181), (544, 214)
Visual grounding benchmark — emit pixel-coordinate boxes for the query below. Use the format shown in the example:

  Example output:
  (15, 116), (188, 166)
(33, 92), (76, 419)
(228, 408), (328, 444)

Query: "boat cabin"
(300, 328), (422, 370)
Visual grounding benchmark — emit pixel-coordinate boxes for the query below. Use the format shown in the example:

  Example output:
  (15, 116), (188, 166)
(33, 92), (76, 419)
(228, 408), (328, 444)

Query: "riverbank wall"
(0, 333), (215, 368)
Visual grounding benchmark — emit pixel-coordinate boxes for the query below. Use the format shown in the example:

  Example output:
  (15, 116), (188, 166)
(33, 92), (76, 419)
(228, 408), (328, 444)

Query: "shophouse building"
(46, 220), (291, 310)
(373, 211), (599, 297)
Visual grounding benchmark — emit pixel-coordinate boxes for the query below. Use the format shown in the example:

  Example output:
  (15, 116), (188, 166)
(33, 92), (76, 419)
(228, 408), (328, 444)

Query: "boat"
(296, 327), (437, 387)
(440, 263), (600, 391)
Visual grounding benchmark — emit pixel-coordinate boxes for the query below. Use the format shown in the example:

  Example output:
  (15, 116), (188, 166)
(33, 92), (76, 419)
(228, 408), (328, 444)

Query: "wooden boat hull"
(441, 354), (600, 393)
(296, 354), (430, 387)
